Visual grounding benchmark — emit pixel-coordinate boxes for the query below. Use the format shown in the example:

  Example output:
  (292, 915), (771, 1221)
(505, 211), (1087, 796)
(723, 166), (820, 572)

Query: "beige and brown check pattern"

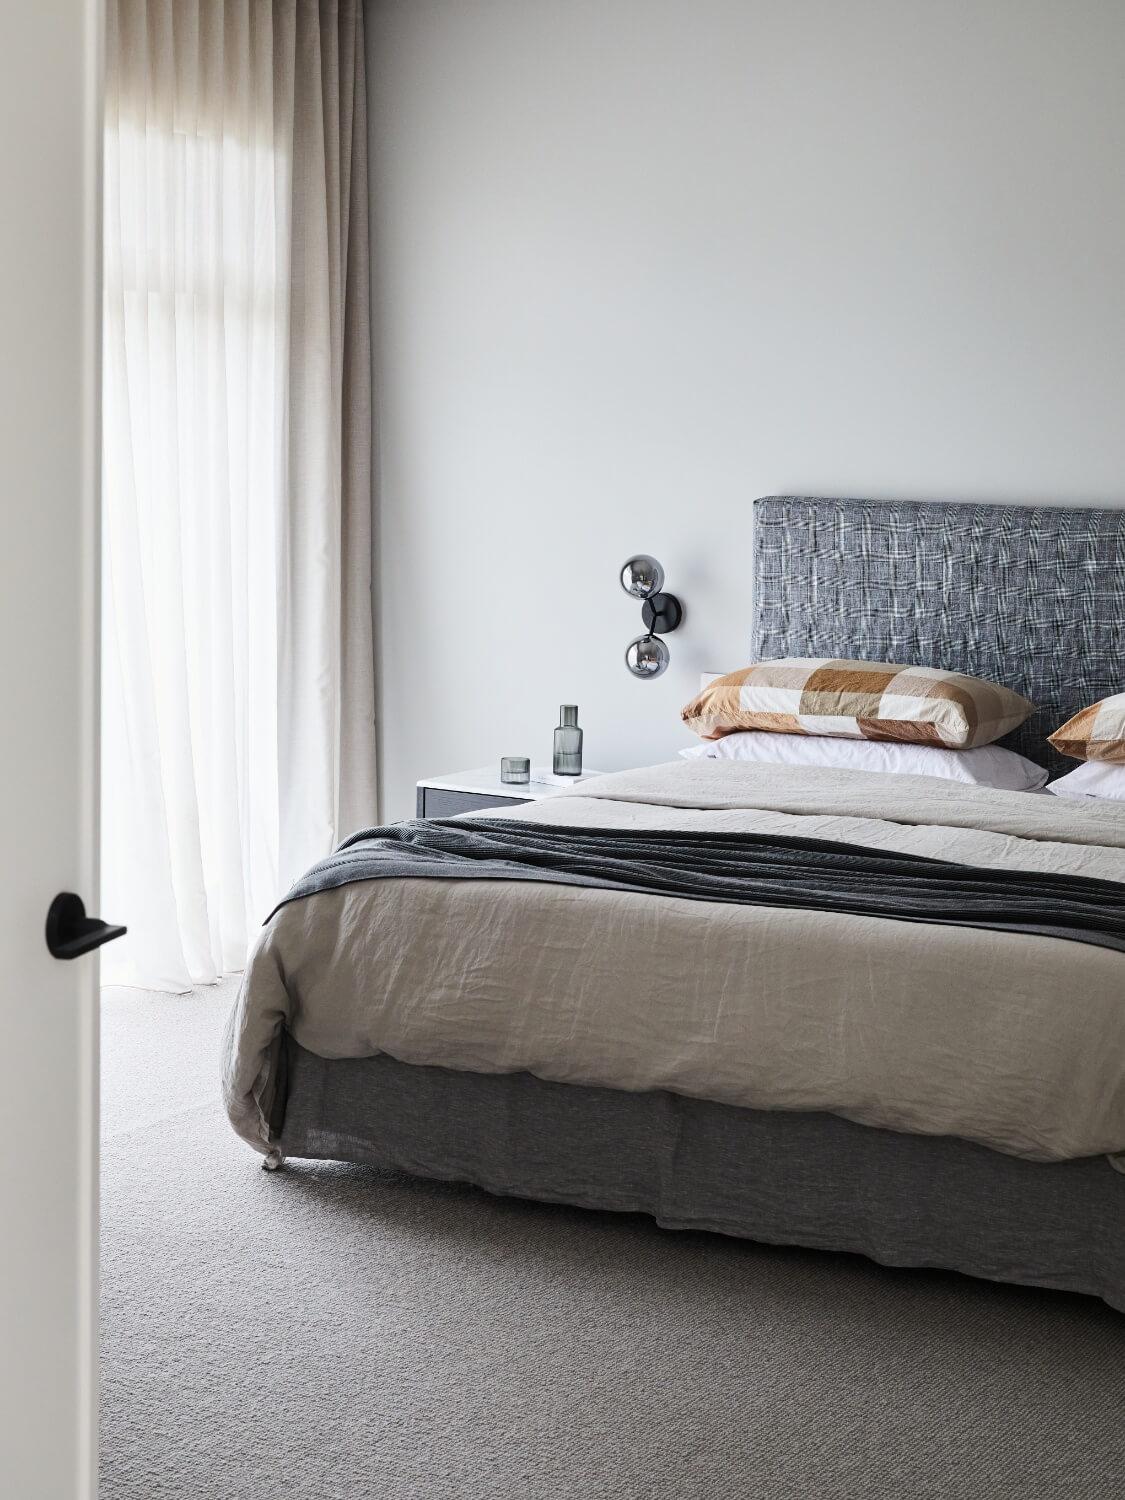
(1049, 693), (1125, 764)
(682, 658), (1034, 748)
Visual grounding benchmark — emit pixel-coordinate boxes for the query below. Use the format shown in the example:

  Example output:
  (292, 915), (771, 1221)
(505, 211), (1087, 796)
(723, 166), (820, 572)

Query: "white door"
(0, 3), (105, 1497)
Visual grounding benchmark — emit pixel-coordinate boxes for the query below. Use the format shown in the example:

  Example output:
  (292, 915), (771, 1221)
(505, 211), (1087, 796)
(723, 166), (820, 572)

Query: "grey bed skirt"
(272, 1035), (1125, 1314)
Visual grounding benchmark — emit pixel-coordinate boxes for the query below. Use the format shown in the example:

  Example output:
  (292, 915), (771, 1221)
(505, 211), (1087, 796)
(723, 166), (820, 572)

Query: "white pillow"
(1047, 761), (1125, 801)
(679, 731), (1048, 792)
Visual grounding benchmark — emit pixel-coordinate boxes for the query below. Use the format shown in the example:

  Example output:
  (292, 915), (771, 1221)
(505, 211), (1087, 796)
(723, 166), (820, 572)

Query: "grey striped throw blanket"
(272, 818), (1125, 953)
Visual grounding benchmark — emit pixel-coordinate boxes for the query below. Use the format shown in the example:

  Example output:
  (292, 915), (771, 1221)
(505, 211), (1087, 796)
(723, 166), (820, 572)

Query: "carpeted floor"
(100, 983), (1125, 1500)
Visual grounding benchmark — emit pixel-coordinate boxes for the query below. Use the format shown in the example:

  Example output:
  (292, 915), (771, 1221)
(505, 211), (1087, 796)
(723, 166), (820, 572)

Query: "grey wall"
(367, 0), (1125, 817)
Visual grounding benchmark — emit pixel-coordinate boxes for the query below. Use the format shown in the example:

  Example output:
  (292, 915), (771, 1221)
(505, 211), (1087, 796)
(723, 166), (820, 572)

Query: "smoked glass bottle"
(553, 704), (583, 776)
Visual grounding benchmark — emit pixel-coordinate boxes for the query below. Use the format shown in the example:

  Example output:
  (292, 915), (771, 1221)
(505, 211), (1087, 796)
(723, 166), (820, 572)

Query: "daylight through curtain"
(101, 0), (375, 989)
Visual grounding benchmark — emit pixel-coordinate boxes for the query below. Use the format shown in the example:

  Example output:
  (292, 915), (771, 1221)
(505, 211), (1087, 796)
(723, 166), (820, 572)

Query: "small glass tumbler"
(501, 755), (531, 785)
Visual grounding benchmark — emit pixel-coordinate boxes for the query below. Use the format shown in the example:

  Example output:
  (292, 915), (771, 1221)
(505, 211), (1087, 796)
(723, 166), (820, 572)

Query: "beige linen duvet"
(222, 761), (1125, 1167)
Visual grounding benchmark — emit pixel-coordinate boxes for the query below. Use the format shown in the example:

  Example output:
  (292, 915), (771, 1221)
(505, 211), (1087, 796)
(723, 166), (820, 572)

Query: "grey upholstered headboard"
(752, 496), (1125, 773)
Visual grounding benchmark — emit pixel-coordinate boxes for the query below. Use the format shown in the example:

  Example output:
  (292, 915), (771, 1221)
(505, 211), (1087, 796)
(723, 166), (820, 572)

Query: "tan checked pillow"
(681, 658), (1033, 749)
(1048, 694), (1125, 763)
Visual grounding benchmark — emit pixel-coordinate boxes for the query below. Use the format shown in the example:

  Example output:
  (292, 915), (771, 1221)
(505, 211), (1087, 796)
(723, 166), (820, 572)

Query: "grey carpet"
(100, 984), (1125, 1500)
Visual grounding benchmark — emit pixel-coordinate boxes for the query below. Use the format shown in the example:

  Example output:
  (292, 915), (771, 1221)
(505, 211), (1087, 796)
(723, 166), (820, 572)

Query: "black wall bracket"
(641, 592), (683, 635)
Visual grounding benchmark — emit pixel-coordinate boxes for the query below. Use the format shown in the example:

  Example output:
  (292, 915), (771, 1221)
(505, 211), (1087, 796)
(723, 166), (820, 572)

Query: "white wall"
(367, 0), (1125, 817)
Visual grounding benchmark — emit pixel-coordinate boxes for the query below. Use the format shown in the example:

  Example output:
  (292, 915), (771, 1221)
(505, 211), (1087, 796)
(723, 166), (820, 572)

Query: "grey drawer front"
(419, 787), (527, 818)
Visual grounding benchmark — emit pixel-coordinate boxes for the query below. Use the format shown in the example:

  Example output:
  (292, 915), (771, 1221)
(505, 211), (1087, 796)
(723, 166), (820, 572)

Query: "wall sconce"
(619, 554), (683, 678)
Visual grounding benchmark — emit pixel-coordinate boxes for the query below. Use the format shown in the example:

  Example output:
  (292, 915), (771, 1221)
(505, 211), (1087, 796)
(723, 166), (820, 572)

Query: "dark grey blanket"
(272, 818), (1125, 953)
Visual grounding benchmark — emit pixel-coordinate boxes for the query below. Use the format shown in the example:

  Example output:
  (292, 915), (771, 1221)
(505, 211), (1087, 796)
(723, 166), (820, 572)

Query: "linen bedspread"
(223, 761), (1125, 1167)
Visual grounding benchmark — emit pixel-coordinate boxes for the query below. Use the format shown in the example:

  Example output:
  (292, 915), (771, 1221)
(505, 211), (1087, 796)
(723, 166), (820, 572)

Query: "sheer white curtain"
(102, 0), (376, 991)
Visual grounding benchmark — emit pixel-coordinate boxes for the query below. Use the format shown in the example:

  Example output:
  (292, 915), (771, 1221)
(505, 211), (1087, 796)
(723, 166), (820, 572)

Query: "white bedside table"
(415, 766), (606, 818)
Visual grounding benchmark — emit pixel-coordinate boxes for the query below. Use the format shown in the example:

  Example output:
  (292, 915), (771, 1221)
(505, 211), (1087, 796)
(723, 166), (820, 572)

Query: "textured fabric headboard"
(752, 496), (1125, 773)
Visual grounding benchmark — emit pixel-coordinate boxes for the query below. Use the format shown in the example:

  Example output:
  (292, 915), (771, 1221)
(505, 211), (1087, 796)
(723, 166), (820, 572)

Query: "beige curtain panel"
(102, 0), (376, 989)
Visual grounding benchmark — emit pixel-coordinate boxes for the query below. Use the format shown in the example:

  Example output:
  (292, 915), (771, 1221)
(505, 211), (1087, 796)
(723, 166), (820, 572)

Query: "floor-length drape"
(102, 0), (375, 990)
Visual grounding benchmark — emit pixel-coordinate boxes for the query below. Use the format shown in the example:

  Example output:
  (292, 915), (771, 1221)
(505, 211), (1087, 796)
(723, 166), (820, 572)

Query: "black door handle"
(45, 892), (127, 961)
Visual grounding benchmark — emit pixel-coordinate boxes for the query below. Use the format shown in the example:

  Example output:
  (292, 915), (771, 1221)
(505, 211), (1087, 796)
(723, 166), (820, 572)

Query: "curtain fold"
(102, 0), (375, 991)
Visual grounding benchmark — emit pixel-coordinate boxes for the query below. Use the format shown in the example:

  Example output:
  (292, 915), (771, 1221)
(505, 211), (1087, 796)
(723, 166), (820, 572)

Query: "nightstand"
(416, 766), (605, 818)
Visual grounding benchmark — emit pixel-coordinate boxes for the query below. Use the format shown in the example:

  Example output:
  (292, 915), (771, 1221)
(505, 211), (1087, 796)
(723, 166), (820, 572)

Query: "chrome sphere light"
(619, 554), (665, 600)
(619, 554), (683, 678)
(625, 634), (670, 679)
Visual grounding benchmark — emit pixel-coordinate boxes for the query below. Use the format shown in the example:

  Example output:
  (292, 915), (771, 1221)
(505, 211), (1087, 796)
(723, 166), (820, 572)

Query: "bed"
(223, 496), (1125, 1311)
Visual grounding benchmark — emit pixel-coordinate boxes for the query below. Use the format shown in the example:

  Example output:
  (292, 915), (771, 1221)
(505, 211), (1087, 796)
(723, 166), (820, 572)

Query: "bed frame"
(752, 495), (1125, 775)
(271, 496), (1125, 1311)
